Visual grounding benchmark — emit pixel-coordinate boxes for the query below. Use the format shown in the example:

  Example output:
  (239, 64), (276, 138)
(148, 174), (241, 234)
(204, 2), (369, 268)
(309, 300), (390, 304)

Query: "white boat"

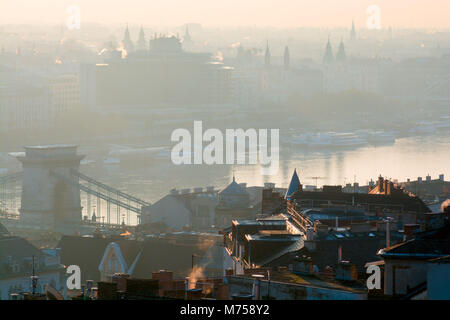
(308, 132), (334, 147)
(103, 157), (121, 165)
(81, 159), (96, 166)
(330, 132), (367, 147)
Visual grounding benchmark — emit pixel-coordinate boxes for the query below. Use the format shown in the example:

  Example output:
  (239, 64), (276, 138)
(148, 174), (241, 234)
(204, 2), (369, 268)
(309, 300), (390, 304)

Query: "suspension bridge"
(0, 145), (151, 232)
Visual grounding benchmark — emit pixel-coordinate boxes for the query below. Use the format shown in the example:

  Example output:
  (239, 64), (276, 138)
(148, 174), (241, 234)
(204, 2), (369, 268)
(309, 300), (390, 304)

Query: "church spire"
(137, 25), (146, 51)
(323, 36), (334, 64)
(285, 169), (302, 200)
(264, 41), (271, 67)
(284, 46), (290, 70)
(336, 38), (346, 62)
(122, 24), (134, 53)
(350, 20), (356, 40)
(184, 26), (192, 42)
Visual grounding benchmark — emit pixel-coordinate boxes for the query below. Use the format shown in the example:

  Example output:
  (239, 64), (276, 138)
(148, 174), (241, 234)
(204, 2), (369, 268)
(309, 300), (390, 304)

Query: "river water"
(76, 134), (449, 225)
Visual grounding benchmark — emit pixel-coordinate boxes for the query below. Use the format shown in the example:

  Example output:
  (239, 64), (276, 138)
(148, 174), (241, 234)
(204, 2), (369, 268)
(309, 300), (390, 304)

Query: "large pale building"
(81, 30), (235, 111)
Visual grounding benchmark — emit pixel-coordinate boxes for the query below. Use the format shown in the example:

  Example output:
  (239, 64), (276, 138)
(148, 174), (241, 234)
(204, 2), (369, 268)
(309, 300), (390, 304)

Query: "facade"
(378, 222), (450, 297)
(47, 74), (80, 118)
(0, 84), (52, 133)
(82, 30), (235, 111)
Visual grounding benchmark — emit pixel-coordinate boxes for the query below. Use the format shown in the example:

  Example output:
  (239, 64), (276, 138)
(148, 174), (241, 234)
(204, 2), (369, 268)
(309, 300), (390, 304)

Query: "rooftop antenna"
(31, 255), (38, 294)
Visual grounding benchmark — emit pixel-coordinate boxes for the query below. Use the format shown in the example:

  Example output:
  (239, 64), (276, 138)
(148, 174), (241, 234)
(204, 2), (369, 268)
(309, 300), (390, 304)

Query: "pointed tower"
(285, 169), (302, 200)
(184, 26), (192, 43)
(264, 41), (271, 67)
(284, 46), (290, 70)
(336, 38), (346, 62)
(350, 20), (356, 41)
(136, 26), (147, 51)
(323, 36), (334, 64)
(122, 24), (134, 53)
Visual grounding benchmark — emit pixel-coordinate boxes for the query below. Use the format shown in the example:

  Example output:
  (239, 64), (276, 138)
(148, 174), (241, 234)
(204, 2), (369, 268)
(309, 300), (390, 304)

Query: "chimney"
(264, 182), (275, 189)
(403, 224), (420, 240)
(186, 288), (202, 300)
(86, 280), (94, 299)
(386, 219), (391, 247)
(335, 261), (358, 281)
(378, 176), (384, 192)
(439, 174), (444, 181)
(112, 273), (129, 293)
(338, 245), (343, 263)
(251, 274), (264, 300)
(426, 174), (431, 182)
(306, 226), (315, 241)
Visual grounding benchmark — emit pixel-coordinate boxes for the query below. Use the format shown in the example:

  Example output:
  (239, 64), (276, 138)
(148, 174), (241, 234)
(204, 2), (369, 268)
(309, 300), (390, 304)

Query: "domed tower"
(215, 175), (252, 228)
(218, 175), (250, 208)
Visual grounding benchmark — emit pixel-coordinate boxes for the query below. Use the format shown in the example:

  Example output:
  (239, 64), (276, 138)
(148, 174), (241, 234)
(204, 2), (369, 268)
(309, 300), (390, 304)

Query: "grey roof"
(218, 176), (248, 195)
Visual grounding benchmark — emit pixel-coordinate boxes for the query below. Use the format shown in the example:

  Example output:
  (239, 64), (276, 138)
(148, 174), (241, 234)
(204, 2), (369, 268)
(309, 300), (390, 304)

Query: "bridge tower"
(17, 145), (84, 228)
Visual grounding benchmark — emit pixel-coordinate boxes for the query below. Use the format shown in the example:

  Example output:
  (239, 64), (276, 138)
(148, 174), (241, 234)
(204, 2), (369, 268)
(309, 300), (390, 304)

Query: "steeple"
(283, 46), (290, 70)
(184, 26), (192, 43)
(136, 26), (147, 51)
(285, 169), (302, 200)
(336, 38), (346, 62)
(264, 41), (271, 67)
(323, 36), (334, 64)
(350, 20), (356, 40)
(122, 24), (134, 53)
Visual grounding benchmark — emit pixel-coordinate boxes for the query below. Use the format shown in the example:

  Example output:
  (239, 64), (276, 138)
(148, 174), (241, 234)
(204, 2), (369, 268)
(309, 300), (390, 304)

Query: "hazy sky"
(1, 0), (449, 29)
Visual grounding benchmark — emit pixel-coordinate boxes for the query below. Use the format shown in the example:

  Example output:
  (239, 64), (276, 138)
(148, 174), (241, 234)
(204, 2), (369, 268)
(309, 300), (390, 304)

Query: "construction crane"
(306, 176), (327, 188)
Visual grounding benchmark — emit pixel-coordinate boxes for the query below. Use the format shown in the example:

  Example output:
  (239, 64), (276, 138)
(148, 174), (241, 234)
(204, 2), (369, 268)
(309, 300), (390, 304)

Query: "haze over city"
(2, 0), (450, 28)
(0, 0), (449, 305)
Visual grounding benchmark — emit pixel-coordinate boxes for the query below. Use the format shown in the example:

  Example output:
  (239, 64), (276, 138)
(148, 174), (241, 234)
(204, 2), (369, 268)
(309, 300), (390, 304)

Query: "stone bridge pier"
(17, 145), (84, 229)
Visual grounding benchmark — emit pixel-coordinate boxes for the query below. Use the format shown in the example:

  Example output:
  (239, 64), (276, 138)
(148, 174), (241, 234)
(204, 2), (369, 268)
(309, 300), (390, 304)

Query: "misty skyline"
(1, 0), (450, 29)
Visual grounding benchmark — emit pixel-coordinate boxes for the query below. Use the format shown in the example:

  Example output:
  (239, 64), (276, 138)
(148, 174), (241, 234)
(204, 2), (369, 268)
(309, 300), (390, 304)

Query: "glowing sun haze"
(0, 0), (448, 28)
